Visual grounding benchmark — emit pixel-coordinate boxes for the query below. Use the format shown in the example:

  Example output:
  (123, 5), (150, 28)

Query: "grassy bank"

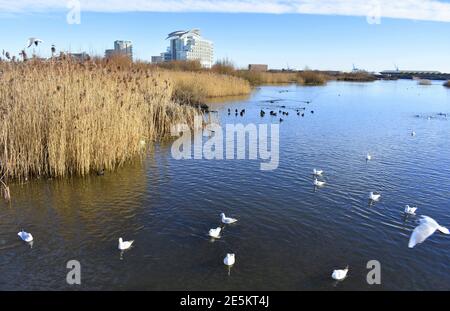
(234, 71), (297, 85)
(158, 59), (379, 87)
(297, 71), (329, 85)
(0, 60), (205, 180)
(210, 60), (329, 86)
(164, 71), (251, 105)
(335, 72), (377, 82)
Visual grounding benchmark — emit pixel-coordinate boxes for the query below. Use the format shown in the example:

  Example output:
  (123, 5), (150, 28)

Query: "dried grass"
(0, 60), (201, 180)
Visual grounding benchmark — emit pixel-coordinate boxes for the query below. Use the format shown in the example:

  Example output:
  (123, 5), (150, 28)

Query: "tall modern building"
(105, 40), (133, 60)
(154, 29), (213, 68)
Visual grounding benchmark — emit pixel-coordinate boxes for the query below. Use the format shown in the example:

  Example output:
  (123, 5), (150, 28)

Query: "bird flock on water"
(17, 129), (447, 284)
(221, 96), (449, 282)
(8, 40), (448, 284)
(312, 149), (448, 281)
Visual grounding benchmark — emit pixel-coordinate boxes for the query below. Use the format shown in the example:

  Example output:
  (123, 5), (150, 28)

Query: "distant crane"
(286, 62), (291, 71)
(352, 63), (365, 73)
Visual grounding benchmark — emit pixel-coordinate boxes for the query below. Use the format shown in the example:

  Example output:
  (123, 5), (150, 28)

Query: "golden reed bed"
(0, 60), (250, 180)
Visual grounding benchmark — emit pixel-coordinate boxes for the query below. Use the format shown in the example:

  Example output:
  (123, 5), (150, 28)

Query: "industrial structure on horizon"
(248, 64), (268, 72)
(152, 29), (214, 68)
(378, 67), (449, 80)
(105, 40), (133, 60)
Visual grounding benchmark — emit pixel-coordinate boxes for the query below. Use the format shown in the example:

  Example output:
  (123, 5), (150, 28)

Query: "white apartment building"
(105, 40), (133, 60)
(162, 29), (214, 68)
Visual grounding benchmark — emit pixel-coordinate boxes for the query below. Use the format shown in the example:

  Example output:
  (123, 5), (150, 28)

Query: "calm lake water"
(1, 80), (449, 290)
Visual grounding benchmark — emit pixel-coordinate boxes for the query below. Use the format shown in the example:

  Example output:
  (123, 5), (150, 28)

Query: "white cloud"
(0, 0), (449, 22)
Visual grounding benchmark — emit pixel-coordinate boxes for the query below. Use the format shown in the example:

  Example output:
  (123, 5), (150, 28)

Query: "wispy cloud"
(1, 0), (449, 22)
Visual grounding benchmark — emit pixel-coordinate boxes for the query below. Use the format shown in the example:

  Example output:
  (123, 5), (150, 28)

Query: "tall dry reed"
(0, 60), (201, 180)
(164, 71), (251, 104)
(234, 71), (297, 85)
(297, 71), (329, 86)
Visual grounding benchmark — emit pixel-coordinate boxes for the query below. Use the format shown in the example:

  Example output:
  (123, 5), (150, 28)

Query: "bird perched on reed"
(19, 50), (27, 62)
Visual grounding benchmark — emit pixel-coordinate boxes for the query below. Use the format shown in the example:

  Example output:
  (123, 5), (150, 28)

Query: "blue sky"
(1, 0), (450, 72)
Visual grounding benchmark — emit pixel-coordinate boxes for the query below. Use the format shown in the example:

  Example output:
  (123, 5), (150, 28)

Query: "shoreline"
(0, 58), (447, 184)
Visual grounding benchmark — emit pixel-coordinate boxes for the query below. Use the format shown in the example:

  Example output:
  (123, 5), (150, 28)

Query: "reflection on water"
(1, 80), (450, 290)
(206, 94), (251, 105)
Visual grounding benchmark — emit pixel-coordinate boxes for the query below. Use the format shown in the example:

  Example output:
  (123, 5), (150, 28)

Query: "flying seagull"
(27, 38), (43, 48)
(408, 216), (449, 248)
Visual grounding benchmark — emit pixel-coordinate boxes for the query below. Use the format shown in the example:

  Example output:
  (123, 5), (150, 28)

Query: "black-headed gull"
(209, 227), (221, 238)
(313, 169), (324, 176)
(224, 253), (235, 266)
(408, 216), (449, 248)
(27, 38), (43, 48)
(369, 192), (381, 201)
(221, 213), (237, 224)
(404, 205), (417, 215)
(118, 237), (134, 250)
(332, 266), (349, 280)
(18, 230), (33, 243)
(313, 178), (326, 187)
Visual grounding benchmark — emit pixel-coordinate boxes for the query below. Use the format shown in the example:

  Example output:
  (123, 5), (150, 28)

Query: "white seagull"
(313, 178), (326, 187)
(404, 205), (418, 215)
(332, 266), (349, 281)
(408, 216), (449, 248)
(118, 237), (134, 250)
(369, 192), (381, 201)
(224, 253), (235, 266)
(27, 37), (43, 48)
(221, 213), (237, 224)
(18, 230), (33, 242)
(313, 169), (324, 176)
(411, 131), (416, 137)
(366, 154), (372, 161)
(209, 227), (221, 239)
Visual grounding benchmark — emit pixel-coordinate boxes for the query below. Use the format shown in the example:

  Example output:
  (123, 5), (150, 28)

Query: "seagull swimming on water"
(118, 237), (134, 250)
(332, 266), (349, 281)
(18, 230), (33, 243)
(313, 169), (323, 176)
(408, 216), (449, 248)
(221, 213), (237, 224)
(404, 205), (418, 215)
(313, 178), (326, 187)
(208, 227), (221, 239)
(369, 192), (381, 201)
(224, 253), (235, 266)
